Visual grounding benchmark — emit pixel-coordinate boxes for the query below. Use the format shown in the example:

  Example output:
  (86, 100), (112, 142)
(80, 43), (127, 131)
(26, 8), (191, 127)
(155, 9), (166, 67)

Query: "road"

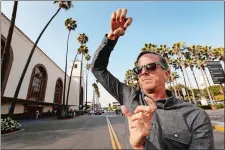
(206, 108), (224, 122)
(2, 111), (224, 149)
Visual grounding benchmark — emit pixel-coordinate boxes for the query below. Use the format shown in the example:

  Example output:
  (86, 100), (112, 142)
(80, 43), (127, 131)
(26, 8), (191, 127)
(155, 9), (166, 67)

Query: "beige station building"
(1, 13), (86, 119)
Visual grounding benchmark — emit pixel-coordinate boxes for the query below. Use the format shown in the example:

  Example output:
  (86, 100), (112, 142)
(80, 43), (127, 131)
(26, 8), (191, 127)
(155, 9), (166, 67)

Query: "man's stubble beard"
(140, 82), (156, 94)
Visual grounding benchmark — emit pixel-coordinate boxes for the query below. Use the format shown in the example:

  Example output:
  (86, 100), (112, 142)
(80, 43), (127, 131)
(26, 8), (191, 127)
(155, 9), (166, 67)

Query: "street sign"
(206, 61), (225, 84)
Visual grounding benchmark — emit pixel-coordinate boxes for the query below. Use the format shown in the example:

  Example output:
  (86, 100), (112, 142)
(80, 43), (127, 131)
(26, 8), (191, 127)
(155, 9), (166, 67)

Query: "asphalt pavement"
(1, 111), (224, 149)
(206, 108), (224, 122)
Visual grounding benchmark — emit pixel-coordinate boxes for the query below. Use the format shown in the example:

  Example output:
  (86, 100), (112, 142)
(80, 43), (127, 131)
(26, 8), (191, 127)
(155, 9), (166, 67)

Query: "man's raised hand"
(107, 8), (133, 40)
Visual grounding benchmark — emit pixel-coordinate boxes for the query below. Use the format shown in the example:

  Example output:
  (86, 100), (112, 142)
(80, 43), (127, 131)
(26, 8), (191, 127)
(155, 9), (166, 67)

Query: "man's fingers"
(111, 12), (116, 24)
(134, 105), (152, 114)
(144, 97), (157, 112)
(116, 9), (122, 22)
(131, 112), (144, 122)
(113, 28), (121, 36)
(124, 17), (132, 28)
(120, 8), (127, 22)
(121, 105), (132, 118)
(113, 27), (125, 36)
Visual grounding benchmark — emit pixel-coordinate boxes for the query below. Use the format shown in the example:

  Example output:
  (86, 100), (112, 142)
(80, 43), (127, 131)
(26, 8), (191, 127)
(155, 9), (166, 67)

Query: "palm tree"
(77, 33), (88, 110)
(184, 58), (205, 101)
(184, 58), (200, 90)
(84, 54), (91, 110)
(171, 42), (196, 104)
(9, 1), (73, 116)
(188, 45), (214, 106)
(212, 47), (224, 62)
(124, 69), (139, 89)
(212, 47), (225, 95)
(171, 72), (180, 97)
(200, 46), (220, 101)
(141, 43), (157, 52)
(62, 18), (77, 116)
(66, 34), (88, 111)
(92, 83), (99, 110)
(181, 52), (197, 104)
(166, 77), (173, 88)
(171, 58), (191, 103)
(2, 1), (18, 96)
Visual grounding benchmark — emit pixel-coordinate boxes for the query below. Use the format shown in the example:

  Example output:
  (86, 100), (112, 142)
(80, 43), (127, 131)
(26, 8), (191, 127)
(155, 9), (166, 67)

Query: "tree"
(124, 69), (139, 89)
(187, 45), (214, 105)
(171, 42), (196, 104)
(170, 72), (180, 97)
(2, 1), (18, 95)
(92, 82), (100, 110)
(61, 18), (77, 116)
(77, 33), (88, 110)
(171, 58), (191, 103)
(212, 47), (224, 62)
(66, 33), (88, 112)
(84, 54), (91, 110)
(9, 1), (73, 117)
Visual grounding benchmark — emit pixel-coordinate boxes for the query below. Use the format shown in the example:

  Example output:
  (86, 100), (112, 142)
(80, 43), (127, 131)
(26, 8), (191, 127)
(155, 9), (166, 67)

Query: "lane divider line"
(107, 116), (122, 150)
(213, 125), (224, 132)
(106, 116), (117, 149)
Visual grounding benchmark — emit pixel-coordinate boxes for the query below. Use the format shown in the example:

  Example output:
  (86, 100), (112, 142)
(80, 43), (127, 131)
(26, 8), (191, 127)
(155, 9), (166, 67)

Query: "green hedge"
(214, 104), (225, 109)
(198, 104), (225, 110)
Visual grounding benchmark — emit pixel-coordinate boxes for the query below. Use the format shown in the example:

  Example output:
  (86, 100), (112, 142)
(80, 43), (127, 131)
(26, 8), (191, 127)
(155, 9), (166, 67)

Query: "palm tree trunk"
(79, 54), (84, 110)
(92, 88), (95, 110)
(168, 82), (172, 88)
(191, 68), (200, 90)
(220, 84), (224, 95)
(171, 81), (178, 97)
(200, 67), (214, 105)
(191, 67), (204, 100)
(2, 1), (18, 95)
(9, 7), (61, 117)
(184, 68), (196, 104)
(65, 52), (79, 112)
(203, 68), (215, 100)
(62, 30), (71, 116)
(181, 68), (191, 103)
(85, 61), (89, 110)
(174, 79), (181, 97)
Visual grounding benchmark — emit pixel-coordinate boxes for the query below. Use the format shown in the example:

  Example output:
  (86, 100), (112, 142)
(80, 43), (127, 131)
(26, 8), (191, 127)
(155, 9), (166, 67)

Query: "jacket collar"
(141, 89), (175, 109)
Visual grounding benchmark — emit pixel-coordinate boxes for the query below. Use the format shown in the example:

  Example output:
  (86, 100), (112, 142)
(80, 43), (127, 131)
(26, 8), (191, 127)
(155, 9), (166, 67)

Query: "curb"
(212, 125), (224, 132)
(1, 129), (25, 136)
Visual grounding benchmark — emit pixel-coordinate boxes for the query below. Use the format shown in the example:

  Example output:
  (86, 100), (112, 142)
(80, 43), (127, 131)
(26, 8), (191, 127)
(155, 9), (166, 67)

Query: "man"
(35, 109), (39, 120)
(91, 8), (214, 150)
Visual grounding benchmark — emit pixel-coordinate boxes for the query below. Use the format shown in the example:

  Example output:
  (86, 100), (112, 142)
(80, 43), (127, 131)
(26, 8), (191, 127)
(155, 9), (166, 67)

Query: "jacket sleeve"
(91, 34), (131, 105)
(188, 109), (215, 149)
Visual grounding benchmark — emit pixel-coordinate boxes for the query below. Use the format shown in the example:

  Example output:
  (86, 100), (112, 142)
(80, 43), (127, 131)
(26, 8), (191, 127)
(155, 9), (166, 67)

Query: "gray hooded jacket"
(91, 34), (214, 150)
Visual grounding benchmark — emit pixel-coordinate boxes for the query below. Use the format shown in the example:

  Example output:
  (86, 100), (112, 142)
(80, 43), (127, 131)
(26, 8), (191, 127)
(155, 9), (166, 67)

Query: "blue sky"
(2, 1), (224, 107)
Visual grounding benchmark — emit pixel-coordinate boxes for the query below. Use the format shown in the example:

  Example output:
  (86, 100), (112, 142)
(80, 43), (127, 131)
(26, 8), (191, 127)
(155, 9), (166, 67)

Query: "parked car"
(99, 109), (104, 113)
(95, 110), (102, 115)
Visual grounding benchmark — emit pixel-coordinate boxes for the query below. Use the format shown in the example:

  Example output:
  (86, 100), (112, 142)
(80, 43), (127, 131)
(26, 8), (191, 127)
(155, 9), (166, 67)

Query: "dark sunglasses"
(133, 62), (167, 75)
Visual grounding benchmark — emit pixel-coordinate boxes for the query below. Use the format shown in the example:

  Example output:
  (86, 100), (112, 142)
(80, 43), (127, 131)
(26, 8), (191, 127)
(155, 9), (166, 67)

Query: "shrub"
(198, 104), (225, 110)
(215, 95), (224, 101)
(1, 117), (21, 134)
(214, 104), (225, 109)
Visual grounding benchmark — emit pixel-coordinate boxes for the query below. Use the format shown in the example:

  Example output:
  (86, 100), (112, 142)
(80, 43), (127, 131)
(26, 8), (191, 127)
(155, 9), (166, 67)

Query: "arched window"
(54, 78), (63, 104)
(27, 64), (48, 101)
(1, 35), (13, 95)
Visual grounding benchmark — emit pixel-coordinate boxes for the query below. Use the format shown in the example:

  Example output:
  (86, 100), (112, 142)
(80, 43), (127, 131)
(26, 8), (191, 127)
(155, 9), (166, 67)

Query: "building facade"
(1, 13), (85, 118)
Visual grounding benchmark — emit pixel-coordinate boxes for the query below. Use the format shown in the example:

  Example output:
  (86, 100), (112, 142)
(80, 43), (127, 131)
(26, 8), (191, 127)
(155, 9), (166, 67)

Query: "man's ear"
(164, 68), (171, 82)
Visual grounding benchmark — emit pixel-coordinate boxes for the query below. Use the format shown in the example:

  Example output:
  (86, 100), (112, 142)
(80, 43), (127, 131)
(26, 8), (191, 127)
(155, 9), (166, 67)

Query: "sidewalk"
(204, 108), (224, 132)
(211, 121), (224, 132)
(17, 116), (58, 124)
